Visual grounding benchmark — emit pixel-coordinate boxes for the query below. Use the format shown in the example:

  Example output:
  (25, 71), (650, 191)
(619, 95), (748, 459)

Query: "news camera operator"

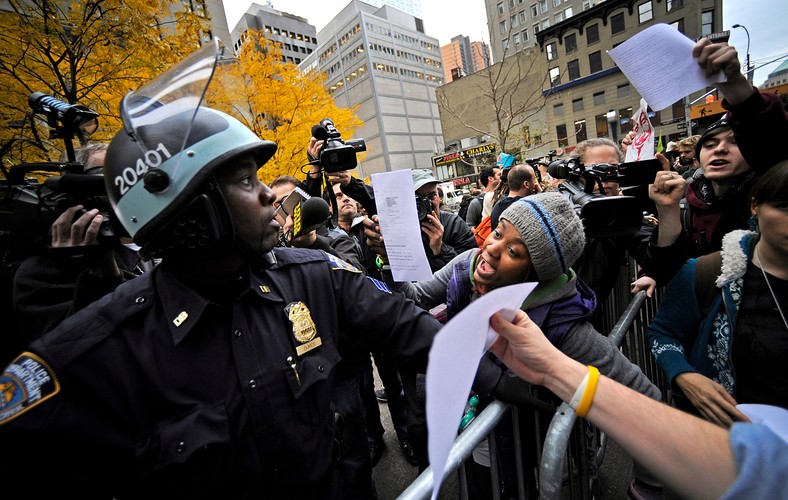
(0, 44), (442, 499)
(12, 143), (153, 344)
(550, 138), (655, 304)
(642, 39), (788, 286)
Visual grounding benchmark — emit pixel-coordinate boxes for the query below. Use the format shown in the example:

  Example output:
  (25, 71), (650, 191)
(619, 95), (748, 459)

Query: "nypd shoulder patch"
(325, 253), (361, 273)
(366, 277), (392, 294)
(0, 353), (60, 425)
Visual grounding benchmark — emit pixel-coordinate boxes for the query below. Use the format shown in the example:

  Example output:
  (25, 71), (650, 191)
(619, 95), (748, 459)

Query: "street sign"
(660, 117), (685, 126)
(690, 99), (725, 120)
(704, 31), (730, 43)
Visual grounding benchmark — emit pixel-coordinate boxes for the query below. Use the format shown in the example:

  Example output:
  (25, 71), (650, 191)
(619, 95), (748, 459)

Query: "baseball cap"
(695, 117), (730, 158)
(412, 168), (440, 191)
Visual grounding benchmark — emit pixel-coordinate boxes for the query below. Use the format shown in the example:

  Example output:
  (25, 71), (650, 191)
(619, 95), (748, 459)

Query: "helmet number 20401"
(114, 143), (173, 195)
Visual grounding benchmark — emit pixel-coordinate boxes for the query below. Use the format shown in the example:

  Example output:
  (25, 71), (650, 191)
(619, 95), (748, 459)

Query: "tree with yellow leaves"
(209, 30), (362, 184)
(0, 0), (208, 166)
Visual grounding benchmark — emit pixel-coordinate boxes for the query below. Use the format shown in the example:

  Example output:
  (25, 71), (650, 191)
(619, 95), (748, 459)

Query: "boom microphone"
(292, 196), (330, 238)
(44, 175), (106, 197)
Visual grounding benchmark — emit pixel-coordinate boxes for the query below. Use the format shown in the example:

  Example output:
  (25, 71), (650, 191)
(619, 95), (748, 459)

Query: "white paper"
(371, 169), (432, 281)
(608, 23), (726, 111)
(625, 98), (656, 162)
(426, 282), (537, 499)
(737, 404), (788, 444)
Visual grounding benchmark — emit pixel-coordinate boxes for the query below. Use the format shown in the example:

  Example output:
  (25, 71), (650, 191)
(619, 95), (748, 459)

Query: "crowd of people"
(0, 37), (786, 500)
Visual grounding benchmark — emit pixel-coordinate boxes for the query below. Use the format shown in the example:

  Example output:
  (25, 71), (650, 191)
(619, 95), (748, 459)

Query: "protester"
(367, 192), (659, 496)
(488, 163), (541, 231)
(642, 39), (788, 286)
(488, 309), (788, 500)
(465, 165), (500, 229)
(647, 160), (788, 427)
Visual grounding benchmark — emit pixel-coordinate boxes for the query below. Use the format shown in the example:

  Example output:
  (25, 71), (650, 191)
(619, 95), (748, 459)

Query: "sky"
(223, 0), (788, 86)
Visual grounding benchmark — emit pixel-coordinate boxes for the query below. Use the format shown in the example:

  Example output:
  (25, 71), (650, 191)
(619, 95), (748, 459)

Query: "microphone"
(292, 197), (330, 238)
(44, 174), (106, 197)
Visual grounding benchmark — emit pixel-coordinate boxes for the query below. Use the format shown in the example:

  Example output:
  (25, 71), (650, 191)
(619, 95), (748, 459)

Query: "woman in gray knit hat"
(371, 191), (660, 496)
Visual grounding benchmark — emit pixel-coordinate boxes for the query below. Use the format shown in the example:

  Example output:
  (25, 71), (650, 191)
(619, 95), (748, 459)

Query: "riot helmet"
(105, 39), (276, 257)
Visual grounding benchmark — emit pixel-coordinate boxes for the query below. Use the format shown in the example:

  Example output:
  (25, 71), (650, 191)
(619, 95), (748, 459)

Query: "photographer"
(12, 143), (152, 343)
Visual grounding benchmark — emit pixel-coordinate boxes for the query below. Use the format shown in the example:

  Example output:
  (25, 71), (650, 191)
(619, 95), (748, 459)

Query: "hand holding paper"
(608, 23), (726, 110)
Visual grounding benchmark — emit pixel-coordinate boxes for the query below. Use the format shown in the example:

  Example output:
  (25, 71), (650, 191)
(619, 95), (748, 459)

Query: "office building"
(300, 0), (444, 177)
(230, 3), (318, 63)
(363, 0), (422, 18)
(441, 35), (491, 82)
(536, 0), (722, 151)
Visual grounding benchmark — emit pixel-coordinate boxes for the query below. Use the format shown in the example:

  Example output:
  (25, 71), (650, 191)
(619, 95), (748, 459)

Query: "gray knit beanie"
(499, 192), (586, 281)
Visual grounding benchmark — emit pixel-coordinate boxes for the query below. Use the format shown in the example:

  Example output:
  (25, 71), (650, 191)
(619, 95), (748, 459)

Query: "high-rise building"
(363, 0), (422, 18)
(300, 0), (444, 177)
(440, 35), (490, 82)
(229, 3), (318, 64)
(485, 0), (595, 63)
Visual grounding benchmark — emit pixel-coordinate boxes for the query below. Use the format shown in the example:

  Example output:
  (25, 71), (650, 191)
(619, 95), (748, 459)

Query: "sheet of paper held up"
(608, 23), (726, 111)
(426, 282), (537, 500)
(371, 169), (432, 281)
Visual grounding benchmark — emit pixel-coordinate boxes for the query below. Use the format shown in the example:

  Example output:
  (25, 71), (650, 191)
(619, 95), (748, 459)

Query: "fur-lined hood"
(716, 229), (759, 288)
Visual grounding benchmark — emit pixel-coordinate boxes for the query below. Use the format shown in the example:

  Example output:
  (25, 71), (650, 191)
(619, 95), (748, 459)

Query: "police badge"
(285, 302), (322, 356)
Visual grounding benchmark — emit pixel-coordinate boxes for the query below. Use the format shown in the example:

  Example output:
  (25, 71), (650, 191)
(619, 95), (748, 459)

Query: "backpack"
(473, 215), (493, 247)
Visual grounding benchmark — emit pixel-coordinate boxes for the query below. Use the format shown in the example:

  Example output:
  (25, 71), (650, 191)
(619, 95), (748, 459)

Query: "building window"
(565, 33), (577, 53)
(503, 38), (510, 51)
(546, 42), (557, 60)
(593, 90), (605, 106)
(617, 83), (630, 98)
(587, 23), (599, 44)
(521, 28), (529, 41)
(530, 3), (538, 17)
(564, 7), (573, 18)
(510, 0), (516, 8)
(638, 1), (653, 23)
(583, 0), (591, 10)
(671, 18), (685, 33)
(671, 100), (684, 120)
(589, 51), (602, 73)
(554, 103), (564, 116)
(541, 19), (550, 30)
(701, 10), (713, 36)
(666, 0), (683, 12)
(498, 2), (504, 14)
(500, 20), (507, 34)
(595, 114), (609, 138)
(553, 0), (561, 7)
(575, 120), (587, 143)
(554, 12), (563, 23)
(534, 23), (540, 34)
(572, 97), (584, 112)
(619, 107), (634, 133)
(556, 124), (569, 147)
(512, 15), (519, 28)
(514, 32), (521, 45)
(568, 60), (580, 81)
(539, 0), (548, 13)
(519, 11), (527, 23)
(611, 13), (625, 34)
(549, 67), (561, 85)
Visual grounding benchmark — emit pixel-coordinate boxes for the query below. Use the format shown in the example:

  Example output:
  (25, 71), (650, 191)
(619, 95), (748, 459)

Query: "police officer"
(0, 49), (439, 499)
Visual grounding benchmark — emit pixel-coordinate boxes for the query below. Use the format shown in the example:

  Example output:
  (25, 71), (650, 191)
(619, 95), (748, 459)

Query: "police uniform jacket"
(0, 247), (440, 499)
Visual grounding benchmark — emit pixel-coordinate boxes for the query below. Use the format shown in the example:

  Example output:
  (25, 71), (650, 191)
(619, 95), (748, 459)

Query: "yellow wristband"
(575, 366), (599, 418)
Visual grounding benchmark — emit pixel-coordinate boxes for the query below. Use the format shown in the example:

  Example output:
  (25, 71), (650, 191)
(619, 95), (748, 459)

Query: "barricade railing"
(398, 260), (670, 500)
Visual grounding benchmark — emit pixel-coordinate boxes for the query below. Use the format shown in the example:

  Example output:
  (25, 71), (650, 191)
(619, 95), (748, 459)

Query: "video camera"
(547, 157), (661, 237)
(311, 118), (367, 173)
(0, 92), (119, 257)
